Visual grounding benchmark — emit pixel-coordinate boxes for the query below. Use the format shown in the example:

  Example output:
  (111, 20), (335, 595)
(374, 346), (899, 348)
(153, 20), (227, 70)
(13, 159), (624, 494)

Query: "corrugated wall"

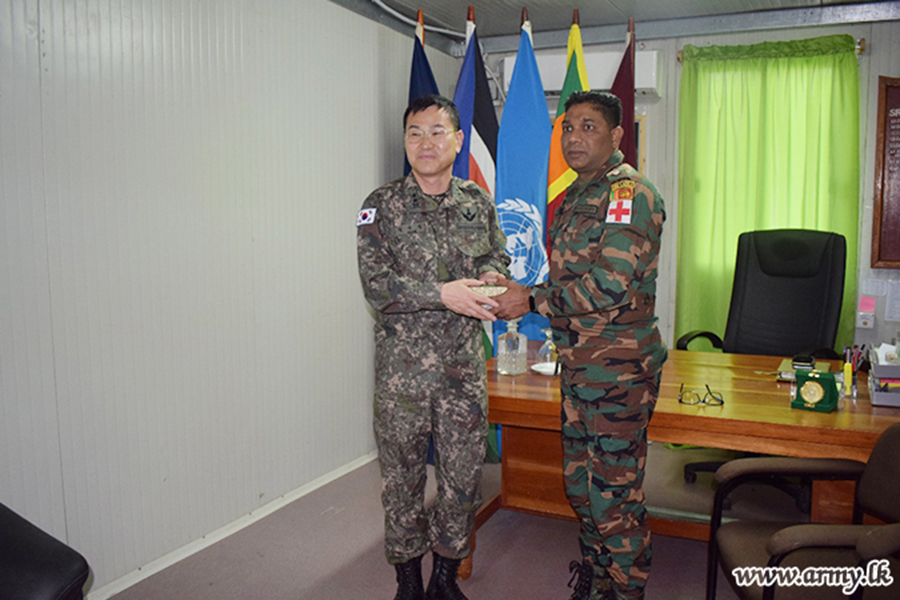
(0, 0), (460, 593)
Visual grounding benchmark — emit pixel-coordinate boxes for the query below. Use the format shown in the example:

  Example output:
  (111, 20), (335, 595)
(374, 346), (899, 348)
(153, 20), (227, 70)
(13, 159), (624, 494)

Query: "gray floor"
(110, 442), (799, 599)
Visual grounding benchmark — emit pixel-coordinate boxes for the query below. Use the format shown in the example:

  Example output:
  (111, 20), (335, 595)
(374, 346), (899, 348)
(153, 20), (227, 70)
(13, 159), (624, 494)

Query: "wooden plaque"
(872, 76), (900, 268)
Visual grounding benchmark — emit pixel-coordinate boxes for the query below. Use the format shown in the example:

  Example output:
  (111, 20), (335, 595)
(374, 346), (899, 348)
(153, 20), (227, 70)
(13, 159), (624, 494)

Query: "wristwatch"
(528, 292), (536, 313)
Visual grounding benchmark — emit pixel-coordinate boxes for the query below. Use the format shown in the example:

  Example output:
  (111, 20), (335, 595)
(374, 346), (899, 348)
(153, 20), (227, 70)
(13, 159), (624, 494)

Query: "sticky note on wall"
(859, 295), (877, 312)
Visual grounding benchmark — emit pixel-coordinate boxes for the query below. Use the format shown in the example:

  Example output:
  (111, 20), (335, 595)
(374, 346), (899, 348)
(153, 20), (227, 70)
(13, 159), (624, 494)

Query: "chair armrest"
(767, 524), (877, 556)
(715, 456), (865, 486)
(856, 523), (900, 561)
(709, 457), (866, 538)
(676, 330), (723, 351)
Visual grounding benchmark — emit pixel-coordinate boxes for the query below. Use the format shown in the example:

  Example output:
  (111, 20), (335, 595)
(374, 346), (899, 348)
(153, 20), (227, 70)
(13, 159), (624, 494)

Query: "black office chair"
(678, 229), (846, 358)
(676, 229), (847, 507)
(0, 501), (90, 600)
(706, 423), (900, 600)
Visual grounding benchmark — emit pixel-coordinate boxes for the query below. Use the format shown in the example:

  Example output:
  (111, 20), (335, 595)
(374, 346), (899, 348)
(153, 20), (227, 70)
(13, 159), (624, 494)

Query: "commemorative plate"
(471, 285), (507, 297)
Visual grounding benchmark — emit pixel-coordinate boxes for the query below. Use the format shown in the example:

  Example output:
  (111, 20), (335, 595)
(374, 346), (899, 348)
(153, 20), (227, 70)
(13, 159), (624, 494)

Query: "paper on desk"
(874, 343), (899, 365)
(886, 281), (900, 322)
(776, 358), (831, 381)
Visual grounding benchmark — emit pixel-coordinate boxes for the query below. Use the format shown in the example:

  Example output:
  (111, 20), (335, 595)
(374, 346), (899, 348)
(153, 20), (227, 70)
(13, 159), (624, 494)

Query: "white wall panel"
(0, 0), (68, 537)
(1, 0), (461, 593)
(857, 23), (900, 346)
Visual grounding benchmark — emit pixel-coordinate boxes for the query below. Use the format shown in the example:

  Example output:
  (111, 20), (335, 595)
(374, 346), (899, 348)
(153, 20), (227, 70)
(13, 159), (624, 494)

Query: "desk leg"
(458, 492), (501, 580)
(811, 480), (856, 523)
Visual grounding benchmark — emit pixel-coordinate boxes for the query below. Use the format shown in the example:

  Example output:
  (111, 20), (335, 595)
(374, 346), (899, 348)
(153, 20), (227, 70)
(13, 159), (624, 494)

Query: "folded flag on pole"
(495, 11), (552, 342)
(405, 10), (440, 176)
(452, 9), (503, 462)
(452, 7), (498, 196)
(546, 10), (590, 240)
(611, 18), (637, 169)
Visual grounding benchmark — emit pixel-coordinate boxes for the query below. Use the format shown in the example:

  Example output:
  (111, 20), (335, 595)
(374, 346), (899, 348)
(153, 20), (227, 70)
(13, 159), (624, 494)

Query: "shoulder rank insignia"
(357, 208), (377, 226)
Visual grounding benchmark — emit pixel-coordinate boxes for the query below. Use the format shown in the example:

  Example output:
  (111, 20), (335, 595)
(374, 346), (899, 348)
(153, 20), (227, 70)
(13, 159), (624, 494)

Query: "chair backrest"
(0, 501), (90, 600)
(721, 229), (845, 356)
(857, 423), (900, 524)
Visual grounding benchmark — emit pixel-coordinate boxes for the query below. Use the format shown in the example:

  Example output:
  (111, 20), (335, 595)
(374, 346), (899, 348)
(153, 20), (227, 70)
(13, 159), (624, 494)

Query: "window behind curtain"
(676, 34), (860, 351)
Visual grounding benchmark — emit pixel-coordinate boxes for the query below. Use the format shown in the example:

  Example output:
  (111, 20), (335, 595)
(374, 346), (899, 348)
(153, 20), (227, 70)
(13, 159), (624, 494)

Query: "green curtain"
(677, 35), (859, 351)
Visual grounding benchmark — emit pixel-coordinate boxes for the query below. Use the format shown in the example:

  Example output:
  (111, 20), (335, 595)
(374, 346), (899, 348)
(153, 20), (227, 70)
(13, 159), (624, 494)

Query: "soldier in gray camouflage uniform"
(496, 91), (666, 600)
(357, 95), (510, 600)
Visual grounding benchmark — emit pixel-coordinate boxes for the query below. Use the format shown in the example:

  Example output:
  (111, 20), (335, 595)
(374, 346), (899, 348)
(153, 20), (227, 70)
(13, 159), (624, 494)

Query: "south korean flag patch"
(357, 208), (377, 226)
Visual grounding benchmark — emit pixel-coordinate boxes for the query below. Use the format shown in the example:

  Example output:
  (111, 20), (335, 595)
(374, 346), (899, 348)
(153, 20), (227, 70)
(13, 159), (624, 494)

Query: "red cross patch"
(606, 200), (632, 224)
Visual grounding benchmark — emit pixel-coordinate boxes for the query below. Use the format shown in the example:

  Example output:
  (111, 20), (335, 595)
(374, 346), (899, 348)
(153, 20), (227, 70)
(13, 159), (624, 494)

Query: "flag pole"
(521, 7), (529, 25)
(573, 8), (579, 25)
(416, 9), (425, 45)
(628, 17), (635, 70)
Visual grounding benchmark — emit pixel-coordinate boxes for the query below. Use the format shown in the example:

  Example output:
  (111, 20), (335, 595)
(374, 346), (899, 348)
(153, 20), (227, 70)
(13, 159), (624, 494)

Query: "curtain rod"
(676, 37), (866, 63)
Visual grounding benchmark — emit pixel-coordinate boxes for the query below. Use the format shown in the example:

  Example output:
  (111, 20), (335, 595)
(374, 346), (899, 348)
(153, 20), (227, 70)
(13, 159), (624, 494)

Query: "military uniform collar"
(403, 174), (461, 209)
(569, 150), (626, 196)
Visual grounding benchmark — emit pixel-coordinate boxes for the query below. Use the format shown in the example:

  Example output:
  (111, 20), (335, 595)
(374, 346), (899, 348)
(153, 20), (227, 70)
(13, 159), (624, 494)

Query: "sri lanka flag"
(495, 17), (551, 342)
(546, 16), (590, 239)
(451, 8), (497, 196)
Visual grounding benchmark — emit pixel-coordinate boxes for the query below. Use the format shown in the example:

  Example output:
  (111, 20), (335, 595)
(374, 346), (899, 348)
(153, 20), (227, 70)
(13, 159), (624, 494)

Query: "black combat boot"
(393, 555), (425, 600)
(425, 552), (468, 600)
(567, 560), (615, 600)
(567, 560), (594, 600)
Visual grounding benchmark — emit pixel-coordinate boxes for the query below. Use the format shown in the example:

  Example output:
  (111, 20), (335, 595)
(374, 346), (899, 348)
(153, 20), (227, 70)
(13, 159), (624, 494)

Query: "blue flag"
(405, 28), (439, 176)
(495, 23), (552, 342)
(452, 20), (498, 195)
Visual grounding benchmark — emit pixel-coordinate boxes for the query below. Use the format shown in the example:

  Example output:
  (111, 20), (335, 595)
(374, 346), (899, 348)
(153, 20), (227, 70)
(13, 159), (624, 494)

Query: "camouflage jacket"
(357, 175), (510, 357)
(532, 151), (667, 377)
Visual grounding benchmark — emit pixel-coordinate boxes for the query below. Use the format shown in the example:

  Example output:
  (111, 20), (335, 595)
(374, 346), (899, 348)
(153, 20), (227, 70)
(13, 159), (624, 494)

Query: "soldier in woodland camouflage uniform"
(496, 91), (666, 600)
(357, 95), (510, 600)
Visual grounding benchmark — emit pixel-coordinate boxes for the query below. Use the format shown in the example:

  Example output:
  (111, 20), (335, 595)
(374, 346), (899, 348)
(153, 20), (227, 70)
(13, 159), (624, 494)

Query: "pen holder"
(842, 362), (857, 399)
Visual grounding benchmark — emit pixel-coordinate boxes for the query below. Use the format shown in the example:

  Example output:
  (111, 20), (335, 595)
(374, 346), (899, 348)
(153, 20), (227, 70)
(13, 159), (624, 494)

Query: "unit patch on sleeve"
(357, 208), (377, 226)
(607, 181), (635, 224)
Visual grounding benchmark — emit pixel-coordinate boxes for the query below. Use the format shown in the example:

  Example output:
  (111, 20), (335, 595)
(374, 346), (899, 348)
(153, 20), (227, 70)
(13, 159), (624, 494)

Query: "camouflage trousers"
(373, 349), (488, 565)
(561, 367), (661, 599)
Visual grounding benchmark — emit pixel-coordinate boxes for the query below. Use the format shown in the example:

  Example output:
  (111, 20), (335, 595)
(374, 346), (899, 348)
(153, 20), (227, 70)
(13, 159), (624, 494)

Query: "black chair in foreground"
(676, 229), (847, 505)
(0, 501), (90, 600)
(706, 423), (900, 600)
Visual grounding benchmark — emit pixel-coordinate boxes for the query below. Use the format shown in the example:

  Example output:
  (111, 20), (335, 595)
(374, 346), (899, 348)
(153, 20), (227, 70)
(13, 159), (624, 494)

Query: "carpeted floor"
(110, 442), (809, 599)
(105, 444), (789, 600)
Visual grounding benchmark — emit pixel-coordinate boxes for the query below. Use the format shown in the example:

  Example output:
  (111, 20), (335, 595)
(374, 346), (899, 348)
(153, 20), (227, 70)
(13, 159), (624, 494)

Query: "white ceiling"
(384, 0), (872, 38)
(331, 0), (900, 54)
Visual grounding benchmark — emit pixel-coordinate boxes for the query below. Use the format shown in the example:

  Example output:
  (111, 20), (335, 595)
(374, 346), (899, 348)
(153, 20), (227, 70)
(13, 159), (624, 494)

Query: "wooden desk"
(486, 349), (900, 537)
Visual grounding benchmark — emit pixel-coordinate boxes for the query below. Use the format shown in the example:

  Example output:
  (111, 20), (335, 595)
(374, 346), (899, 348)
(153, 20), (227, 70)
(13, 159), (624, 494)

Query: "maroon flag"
(610, 19), (636, 168)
